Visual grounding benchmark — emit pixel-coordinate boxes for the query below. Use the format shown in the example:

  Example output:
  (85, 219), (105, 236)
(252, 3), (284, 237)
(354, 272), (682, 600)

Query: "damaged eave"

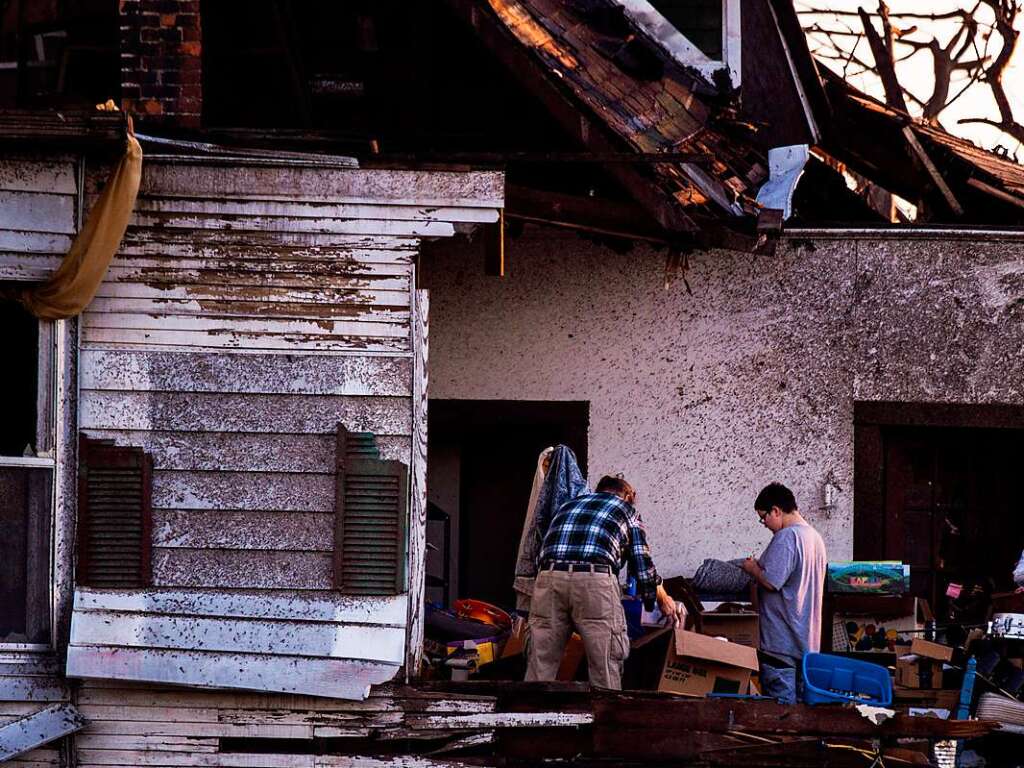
(818, 68), (1024, 223)
(444, 0), (777, 239)
(0, 110), (126, 147)
(0, 704), (86, 763)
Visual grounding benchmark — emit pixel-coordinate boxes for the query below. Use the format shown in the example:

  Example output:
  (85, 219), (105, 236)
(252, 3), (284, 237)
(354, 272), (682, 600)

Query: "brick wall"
(120, 0), (201, 128)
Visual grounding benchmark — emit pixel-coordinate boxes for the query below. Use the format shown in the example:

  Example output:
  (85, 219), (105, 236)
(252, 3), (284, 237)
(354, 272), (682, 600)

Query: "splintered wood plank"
(593, 695), (998, 745)
(0, 704), (86, 762)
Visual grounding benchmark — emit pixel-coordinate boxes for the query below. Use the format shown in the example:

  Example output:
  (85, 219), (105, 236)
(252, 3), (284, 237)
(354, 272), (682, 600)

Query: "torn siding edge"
(0, 704), (86, 762)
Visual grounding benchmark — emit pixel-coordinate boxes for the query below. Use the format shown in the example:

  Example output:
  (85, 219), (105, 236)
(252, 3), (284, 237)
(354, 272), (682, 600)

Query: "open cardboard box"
(634, 626), (760, 696)
(700, 611), (759, 649)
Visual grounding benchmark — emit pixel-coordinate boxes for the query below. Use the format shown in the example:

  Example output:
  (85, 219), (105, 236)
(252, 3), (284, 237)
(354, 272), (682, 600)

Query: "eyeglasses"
(757, 510), (771, 525)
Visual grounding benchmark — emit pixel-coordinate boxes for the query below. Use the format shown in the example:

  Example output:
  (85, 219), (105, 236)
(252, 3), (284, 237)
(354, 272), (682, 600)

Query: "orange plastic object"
(453, 599), (512, 632)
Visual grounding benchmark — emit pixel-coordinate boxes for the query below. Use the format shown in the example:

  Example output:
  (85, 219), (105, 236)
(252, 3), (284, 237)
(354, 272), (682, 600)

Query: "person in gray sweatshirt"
(741, 482), (827, 704)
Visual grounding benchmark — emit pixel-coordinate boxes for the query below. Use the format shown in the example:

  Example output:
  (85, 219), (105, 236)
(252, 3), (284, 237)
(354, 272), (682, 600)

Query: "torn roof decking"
(450, 0), (768, 234)
(820, 68), (1024, 223)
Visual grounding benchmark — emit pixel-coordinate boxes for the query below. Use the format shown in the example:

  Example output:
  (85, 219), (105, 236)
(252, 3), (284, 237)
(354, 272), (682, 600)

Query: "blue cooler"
(802, 652), (892, 706)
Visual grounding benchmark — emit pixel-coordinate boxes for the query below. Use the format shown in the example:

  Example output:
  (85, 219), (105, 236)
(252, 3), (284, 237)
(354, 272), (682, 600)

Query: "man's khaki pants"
(525, 568), (630, 689)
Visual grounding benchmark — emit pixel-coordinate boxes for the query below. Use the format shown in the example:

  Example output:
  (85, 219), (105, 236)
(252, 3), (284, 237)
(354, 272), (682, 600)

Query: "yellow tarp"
(20, 134), (143, 320)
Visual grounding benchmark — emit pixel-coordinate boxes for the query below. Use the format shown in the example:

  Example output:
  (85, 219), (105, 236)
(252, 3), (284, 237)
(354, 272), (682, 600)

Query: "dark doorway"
(427, 400), (589, 609)
(855, 403), (1024, 621)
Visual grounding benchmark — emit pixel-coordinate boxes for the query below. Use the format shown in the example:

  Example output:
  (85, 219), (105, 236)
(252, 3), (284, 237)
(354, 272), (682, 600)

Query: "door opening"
(426, 400), (589, 609)
(855, 403), (1024, 622)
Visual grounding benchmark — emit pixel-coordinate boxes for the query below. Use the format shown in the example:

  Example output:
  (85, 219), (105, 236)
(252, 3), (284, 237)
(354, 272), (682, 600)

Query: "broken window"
(0, 0), (120, 109)
(0, 297), (54, 646)
(648, 0), (723, 59)
(618, 0), (741, 87)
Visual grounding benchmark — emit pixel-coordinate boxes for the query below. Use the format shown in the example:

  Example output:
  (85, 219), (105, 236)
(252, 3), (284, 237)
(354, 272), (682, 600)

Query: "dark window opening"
(0, 296), (52, 645)
(649, 0), (723, 60)
(426, 400), (590, 610)
(0, 0), (120, 109)
(3, 296), (39, 458)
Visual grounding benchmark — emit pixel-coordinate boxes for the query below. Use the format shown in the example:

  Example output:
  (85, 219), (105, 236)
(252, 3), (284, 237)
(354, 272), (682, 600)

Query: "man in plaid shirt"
(526, 475), (679, 689)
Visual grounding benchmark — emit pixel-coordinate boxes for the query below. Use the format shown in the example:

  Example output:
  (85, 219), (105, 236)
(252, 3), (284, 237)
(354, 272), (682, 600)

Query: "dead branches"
(800, 1), (1023, 153)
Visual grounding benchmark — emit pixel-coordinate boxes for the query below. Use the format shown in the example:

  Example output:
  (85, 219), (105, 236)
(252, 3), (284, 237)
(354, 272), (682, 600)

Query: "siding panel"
(63, 157), (502, 707)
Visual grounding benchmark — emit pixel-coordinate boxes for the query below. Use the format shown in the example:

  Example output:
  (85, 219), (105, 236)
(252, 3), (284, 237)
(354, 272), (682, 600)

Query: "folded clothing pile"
(692, 558), (752, 598)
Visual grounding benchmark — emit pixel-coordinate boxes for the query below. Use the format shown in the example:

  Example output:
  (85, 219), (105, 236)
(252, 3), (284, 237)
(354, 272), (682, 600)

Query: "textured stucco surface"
(423, 228), (1024, 578)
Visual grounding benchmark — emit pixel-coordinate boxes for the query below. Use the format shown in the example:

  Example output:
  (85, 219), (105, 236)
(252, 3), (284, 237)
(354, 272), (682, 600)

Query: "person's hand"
(740, 557), (760, 576)
(656, 585), (681, 627)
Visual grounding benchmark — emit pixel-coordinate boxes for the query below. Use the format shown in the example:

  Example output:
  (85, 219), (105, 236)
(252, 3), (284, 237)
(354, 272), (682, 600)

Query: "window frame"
(616, 0), (742, 88)
(0, 315), (59, 653)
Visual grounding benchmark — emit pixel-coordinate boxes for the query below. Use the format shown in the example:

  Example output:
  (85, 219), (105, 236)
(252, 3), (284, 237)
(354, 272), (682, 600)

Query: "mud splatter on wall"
(424, 227), (1024, 577)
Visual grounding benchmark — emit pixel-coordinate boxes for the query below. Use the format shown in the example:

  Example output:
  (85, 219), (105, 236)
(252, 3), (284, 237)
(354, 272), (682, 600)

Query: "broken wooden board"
(0, 704), (86, 761)
(593, 693), (998, 760)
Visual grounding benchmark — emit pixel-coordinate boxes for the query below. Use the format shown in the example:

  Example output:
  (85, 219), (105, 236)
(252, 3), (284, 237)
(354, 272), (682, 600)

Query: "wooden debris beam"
(594, 695), (998, 748)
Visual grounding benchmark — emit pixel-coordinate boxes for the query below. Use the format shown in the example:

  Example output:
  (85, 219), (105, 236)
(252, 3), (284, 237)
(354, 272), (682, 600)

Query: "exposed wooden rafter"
(443, 0), (699, 235)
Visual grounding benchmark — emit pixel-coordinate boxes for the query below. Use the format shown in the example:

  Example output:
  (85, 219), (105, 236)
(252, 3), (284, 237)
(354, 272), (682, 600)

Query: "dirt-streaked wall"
(424, 226), (1024, 578)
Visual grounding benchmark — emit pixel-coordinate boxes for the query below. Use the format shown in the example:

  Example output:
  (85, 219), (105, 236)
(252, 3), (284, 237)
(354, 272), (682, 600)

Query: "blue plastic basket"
(801, 653), (892, 706)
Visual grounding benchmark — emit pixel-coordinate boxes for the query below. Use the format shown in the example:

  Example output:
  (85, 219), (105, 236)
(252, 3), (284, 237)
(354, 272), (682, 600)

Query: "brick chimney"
(120, 0), (202, 128)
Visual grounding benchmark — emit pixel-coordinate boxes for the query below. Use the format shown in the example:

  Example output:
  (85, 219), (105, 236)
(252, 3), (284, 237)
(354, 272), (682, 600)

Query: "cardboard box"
(658, 629), (760, 696)
(896, 656), (944, 689)
(700, 611), (759, 649)
(837, 597), (932, 653)
(910, 638), (954, 662)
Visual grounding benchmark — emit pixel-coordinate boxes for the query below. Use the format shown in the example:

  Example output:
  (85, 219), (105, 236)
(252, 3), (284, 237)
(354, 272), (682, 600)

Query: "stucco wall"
(423, 227), (1024, 578)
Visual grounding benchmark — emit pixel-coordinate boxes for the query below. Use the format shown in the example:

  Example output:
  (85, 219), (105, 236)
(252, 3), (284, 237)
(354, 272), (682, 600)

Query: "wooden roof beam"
(443, 0), (699, 236)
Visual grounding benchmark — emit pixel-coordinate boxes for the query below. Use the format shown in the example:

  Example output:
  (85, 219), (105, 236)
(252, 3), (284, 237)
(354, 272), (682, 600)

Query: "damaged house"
(1, 0), (1024, 765)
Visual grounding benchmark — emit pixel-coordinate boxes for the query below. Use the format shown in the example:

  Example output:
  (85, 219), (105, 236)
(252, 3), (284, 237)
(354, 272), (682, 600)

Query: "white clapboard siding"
(151, 550), (334, 590)
(124, 164), (505, 209)
(64, 158), (502, 708)
(153, 510), (333, 551)
(67, 589), (406, 699)
(78, 432), (411, 473)
(81, 351), (412, 396)
(79, 392), (413, 435)
(132, 196), (501, 224)
(0, 658), (67, 703)
(0, 156), (77, 280)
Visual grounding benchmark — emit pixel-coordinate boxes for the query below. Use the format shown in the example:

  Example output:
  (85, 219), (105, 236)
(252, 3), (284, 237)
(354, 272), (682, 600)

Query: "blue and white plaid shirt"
(537, 491), (662, 606)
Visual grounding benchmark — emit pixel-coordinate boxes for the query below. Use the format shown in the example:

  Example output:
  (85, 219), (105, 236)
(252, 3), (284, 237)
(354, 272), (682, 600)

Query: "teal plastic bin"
(802, 653), (892, 706)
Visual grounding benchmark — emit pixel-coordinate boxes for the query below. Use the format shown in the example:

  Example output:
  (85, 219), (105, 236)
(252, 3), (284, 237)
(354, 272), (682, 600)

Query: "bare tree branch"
(859, 2), (910, 111)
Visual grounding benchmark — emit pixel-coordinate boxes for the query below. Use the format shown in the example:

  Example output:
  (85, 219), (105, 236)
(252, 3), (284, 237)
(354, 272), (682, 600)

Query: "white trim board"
(616, 0), (742, 88)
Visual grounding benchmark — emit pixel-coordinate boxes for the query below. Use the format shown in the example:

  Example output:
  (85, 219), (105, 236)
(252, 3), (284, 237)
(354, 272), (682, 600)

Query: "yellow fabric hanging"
(20, 131), (143, 320)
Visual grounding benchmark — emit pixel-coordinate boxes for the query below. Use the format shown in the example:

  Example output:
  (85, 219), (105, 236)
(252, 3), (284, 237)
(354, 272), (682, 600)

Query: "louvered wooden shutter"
(77, 437), (153, 588)
(334, 426), (408, 595)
